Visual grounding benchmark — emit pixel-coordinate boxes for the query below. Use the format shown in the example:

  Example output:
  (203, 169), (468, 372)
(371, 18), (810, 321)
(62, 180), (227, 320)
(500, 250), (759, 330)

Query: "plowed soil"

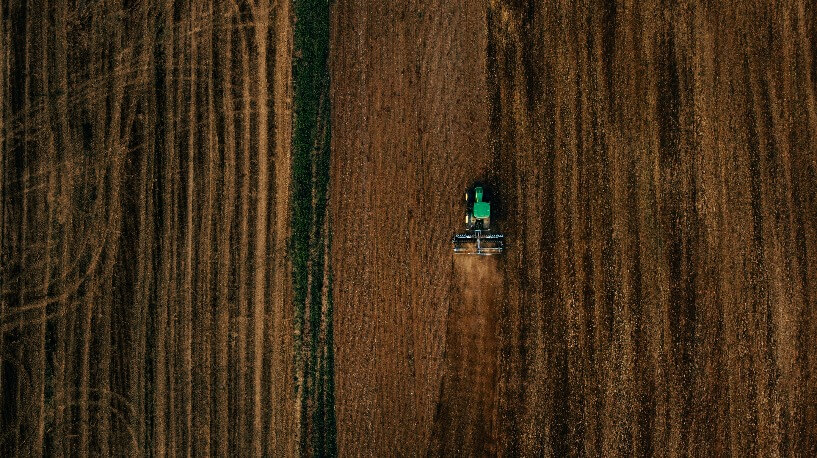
(1, 0), (816, 456)
(332, 0), (817, 456)
(0, 2), (303, 456)
(331, 1), (495, 454)
(430, 256), (502, 455)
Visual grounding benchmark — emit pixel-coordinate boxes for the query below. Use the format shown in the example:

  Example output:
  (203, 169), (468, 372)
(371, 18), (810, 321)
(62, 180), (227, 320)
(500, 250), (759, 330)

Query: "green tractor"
(452, 186), (504, 255)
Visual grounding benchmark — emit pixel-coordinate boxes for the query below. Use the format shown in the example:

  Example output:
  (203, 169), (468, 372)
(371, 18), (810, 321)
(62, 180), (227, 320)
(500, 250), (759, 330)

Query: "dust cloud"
(430, 255), (504, 455)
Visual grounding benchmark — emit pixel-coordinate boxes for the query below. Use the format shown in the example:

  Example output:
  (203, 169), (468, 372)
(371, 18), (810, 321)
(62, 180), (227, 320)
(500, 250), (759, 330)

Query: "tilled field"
(0, 1), (315, 456)
(331, 1), (494, 454)
(429, 256), (503, 454)
(1, 0), (816, 456)
(332, 0), (817, 455)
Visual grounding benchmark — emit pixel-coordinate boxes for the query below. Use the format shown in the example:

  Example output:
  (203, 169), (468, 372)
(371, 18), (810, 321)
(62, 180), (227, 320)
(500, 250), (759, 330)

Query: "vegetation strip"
(292, 0), (336, 455)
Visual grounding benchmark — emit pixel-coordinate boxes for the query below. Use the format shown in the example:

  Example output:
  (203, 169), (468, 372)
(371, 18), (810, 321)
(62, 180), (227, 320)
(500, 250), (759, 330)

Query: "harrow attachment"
(452, 230), (504, 255)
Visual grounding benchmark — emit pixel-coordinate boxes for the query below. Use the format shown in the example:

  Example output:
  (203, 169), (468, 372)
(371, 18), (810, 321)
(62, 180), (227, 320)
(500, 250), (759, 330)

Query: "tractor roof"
(473, 201), (490, 219)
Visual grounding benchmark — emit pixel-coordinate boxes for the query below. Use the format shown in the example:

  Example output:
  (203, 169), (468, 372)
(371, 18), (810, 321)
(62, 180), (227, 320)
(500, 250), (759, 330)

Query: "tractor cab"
(472, 187), (490, 218)
(466, 186), (491, 230)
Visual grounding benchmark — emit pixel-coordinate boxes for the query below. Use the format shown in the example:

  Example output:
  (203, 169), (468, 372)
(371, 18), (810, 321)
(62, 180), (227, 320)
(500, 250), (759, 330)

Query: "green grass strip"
(292, 0), (336, 456)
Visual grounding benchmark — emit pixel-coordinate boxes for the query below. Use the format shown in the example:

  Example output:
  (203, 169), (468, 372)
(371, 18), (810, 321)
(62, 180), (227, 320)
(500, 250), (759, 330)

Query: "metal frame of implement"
(452, 230), (504, 255)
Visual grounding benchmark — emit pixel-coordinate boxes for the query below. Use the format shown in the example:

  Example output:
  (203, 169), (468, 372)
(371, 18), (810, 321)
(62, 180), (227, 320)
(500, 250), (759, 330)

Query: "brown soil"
(330, 1), (495, 454)
(0, 2), (298, 456)
(1, 0), (816, 456)
(430, 256), (502, 455)
(332, 0), (817, 456)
